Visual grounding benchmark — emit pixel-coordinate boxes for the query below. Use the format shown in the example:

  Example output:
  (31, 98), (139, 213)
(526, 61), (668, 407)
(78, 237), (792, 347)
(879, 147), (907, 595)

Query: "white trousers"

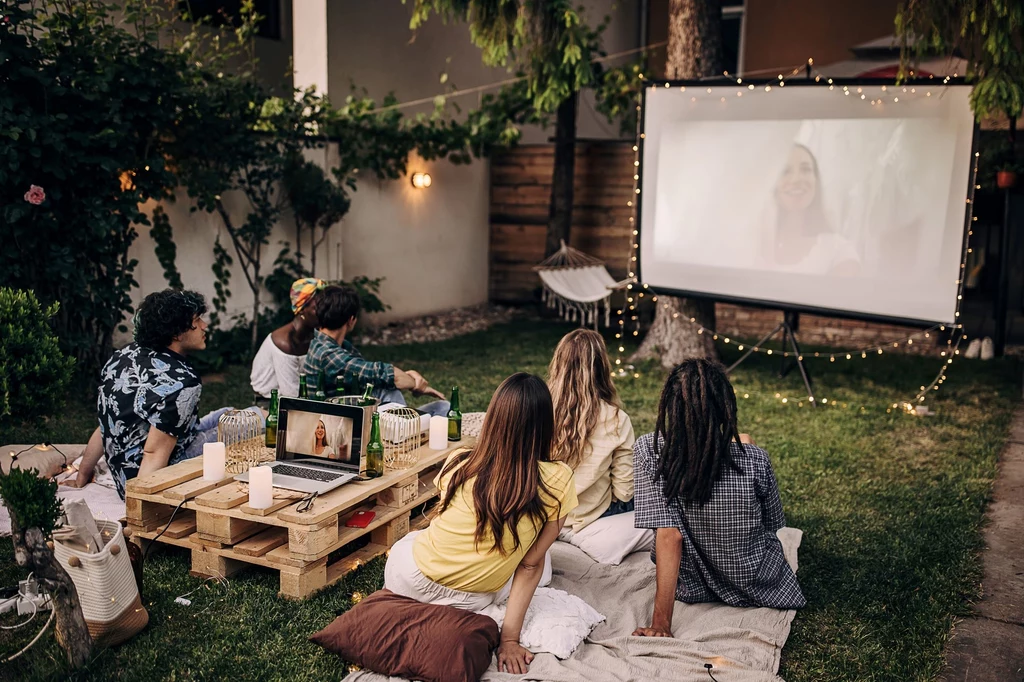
(383, 531), (552, 613)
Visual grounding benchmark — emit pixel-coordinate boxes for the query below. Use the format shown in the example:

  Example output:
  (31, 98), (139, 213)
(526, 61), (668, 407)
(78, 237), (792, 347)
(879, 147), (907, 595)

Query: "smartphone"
(345, 510), (376, 528)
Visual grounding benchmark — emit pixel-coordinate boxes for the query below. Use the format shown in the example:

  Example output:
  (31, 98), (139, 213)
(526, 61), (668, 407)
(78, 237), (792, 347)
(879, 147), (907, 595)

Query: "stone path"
(941, 406), (1024, 682)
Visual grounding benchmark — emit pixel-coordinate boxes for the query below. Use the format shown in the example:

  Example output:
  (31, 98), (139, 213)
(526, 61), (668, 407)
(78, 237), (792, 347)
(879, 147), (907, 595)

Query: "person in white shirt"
(547, 329), (635, 533)
(250, 278), (325, 400)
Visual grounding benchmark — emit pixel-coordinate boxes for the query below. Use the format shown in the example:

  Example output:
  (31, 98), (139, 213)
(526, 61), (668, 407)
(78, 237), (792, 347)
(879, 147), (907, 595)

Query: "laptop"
(235, 397), (372, 494)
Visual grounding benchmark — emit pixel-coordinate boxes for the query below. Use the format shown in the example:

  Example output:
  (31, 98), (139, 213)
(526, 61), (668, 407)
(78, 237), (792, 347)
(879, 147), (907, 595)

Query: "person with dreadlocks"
(632, 359), (804, 638)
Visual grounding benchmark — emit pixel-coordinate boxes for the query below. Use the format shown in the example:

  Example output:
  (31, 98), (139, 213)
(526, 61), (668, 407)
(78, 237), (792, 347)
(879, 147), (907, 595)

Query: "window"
(179, 0), (282, 40)
(721, 1), (745, 76)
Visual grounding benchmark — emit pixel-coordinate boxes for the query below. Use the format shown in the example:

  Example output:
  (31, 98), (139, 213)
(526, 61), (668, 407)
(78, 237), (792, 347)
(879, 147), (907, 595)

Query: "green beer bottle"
(298, 374), (309, 399)
(447, 386), (462, 442)
(358, 382), (375, 407)
(335, 373), (346, 398)
(313, 370), (327, 402)
(265, 389), (279, 448)
(366, 412), (385, 478)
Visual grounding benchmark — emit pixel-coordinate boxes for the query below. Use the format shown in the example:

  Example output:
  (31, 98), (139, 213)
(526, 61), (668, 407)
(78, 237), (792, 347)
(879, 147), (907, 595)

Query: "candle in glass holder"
(429, 416), (448, 450)
(203, 442), (226, 481)
(248, 465), (273, 509)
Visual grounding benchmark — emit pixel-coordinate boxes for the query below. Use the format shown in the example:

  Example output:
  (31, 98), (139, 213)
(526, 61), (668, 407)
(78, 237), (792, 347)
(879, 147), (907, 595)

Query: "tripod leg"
(787, 328), (816, 405)
(779, 323), (790, 378)
(727, 324), (784, 374)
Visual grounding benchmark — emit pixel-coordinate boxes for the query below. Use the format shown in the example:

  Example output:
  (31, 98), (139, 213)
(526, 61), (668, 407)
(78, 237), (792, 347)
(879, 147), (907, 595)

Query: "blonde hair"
(547, 329), (621, 469)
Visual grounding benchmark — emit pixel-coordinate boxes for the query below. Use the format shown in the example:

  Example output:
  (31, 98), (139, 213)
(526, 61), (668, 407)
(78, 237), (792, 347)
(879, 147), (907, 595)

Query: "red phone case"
(346, 510), (376, 528)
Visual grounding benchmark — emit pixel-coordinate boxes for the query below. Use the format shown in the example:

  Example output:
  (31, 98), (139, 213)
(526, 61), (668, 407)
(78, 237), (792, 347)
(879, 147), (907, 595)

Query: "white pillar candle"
(248, 465), (274, 510)
(203, 442), (226, 481)
(429, 416), (449, 450)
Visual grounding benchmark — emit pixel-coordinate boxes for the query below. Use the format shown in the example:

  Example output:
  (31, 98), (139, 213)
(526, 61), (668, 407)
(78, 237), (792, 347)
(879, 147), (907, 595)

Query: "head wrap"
(290, 278), (325, 315)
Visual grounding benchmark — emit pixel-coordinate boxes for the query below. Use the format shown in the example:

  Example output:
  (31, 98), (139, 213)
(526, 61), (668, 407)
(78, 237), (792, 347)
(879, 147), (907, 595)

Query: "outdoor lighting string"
(612, 64), (981, 413)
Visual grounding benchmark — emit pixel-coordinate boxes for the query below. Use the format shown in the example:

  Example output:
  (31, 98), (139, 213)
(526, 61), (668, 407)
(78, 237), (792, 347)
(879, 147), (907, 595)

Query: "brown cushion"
(309, 589), (499, 682)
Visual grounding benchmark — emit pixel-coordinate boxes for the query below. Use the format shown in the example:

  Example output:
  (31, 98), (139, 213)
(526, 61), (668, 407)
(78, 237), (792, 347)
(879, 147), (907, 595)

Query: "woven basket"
(53, 519), (149, 647)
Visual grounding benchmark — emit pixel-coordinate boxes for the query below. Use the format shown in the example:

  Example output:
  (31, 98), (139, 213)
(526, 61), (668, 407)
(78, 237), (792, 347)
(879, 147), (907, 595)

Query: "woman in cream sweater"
(548, 329), (635, 533)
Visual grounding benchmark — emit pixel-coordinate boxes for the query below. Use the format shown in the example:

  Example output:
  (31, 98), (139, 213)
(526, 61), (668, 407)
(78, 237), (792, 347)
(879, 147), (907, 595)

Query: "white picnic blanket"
(0, 455), (125, 536)
(346, 528), (803, 682)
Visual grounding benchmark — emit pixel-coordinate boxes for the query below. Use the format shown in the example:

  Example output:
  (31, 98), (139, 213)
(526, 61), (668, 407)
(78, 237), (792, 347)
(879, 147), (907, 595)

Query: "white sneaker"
(980, 337), (995, 360)
(964, 338), (982, 359)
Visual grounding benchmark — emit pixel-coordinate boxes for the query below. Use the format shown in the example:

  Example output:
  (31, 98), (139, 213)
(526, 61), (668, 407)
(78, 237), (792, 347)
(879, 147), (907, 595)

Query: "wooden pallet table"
(124, 438), (473, 599)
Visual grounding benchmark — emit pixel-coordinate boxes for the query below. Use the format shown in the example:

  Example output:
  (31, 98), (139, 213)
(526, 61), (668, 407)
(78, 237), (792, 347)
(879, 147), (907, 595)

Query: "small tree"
(0, 468), (91, 667)
(407, 1), (640, 258)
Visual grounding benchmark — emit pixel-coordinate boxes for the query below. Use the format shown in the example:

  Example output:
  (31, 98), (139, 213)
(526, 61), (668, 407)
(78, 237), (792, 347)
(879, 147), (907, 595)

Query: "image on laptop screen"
(283, 408), (358, 467)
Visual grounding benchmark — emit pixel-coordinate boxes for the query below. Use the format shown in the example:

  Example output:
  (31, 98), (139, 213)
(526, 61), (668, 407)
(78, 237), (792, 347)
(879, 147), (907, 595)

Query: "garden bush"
(0, 288), (74, 422)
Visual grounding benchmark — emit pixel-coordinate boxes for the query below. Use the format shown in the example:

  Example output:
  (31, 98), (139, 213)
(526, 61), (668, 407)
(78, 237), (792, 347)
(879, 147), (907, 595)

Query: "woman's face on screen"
(315, 421), (326, 439)
(776, 145), (817, 213)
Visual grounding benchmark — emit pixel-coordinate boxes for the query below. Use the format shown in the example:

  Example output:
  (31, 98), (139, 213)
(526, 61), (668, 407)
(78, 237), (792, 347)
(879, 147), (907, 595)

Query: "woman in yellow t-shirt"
(548, 329), (635, 533)
(384, 373), (578, 674)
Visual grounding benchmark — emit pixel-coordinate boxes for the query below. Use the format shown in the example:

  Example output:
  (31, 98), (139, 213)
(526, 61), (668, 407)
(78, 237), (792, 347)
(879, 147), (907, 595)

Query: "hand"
(405, 370), (429, 394)
(63, 470), (91, 488)
(739, 433), (755, 445)
(632, 624), (673, 638)
(497, 640), (534, 674)
(419, 386), (446, 401)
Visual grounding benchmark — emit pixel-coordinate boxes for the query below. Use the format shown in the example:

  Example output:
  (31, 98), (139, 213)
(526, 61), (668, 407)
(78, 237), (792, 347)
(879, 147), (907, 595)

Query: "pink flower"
(24, 185), (45, 205)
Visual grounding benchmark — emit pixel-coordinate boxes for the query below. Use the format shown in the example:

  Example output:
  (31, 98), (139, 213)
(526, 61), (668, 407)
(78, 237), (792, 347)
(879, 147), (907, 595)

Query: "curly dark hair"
(134, 289), (207, 350)
(316, 285), (361, 330)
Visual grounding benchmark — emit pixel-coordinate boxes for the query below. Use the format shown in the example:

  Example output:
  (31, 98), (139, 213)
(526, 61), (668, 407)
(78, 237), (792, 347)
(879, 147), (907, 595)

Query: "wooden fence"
(489, 142), (634, 302)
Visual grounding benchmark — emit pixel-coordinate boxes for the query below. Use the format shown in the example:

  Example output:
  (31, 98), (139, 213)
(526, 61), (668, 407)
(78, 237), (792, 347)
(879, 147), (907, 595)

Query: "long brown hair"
(548, 329), (622, 469)
(437, 373), (556, 555)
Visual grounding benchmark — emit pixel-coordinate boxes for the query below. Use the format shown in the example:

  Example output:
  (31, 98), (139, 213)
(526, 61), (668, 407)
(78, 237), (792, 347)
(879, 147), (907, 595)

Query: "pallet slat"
(126, 457), (204, 495)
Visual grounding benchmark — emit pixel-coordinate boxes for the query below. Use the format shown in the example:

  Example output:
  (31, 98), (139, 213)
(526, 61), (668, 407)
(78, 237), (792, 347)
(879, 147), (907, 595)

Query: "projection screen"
(638, 82), (975, 325)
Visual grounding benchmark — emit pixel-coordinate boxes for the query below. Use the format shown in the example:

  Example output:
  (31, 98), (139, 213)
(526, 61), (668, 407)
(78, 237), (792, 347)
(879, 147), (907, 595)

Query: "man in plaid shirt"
(302, 285), (450, 416)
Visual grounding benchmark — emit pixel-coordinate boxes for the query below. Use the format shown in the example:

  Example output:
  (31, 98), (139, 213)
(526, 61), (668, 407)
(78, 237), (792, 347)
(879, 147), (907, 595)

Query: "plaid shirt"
(302, 330), (395, 394)
(634, 433), (806, 609)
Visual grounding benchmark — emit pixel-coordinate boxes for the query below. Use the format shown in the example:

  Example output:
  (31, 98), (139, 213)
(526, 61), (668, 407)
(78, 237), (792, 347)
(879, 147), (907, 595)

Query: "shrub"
(0, 288), (75, 422)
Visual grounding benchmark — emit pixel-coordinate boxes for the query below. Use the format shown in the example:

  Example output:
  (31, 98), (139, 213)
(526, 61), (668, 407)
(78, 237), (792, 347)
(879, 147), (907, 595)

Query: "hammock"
(535, 241), (632, 328)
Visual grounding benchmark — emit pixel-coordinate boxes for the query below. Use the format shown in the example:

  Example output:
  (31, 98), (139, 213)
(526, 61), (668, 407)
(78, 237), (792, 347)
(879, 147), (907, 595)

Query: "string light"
(612, 70), (973, 412)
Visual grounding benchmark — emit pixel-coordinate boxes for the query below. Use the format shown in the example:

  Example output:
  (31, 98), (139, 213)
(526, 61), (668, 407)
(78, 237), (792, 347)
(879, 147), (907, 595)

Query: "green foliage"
(0, 1), (183, 368)
(0, 467), (62, 538)
(407, 1), (643, 126)
(0, 288), (74, 422)
(150, 205), (183, 290)
(896, 0), (1024, 119)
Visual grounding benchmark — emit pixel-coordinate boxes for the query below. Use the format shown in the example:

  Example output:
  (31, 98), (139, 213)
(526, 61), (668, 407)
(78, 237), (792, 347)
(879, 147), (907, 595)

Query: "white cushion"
(567, 511), (654, 565)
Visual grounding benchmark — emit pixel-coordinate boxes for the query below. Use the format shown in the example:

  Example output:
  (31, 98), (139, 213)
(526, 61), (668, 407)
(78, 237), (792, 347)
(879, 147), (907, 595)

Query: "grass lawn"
(0, 319), (1018, 681)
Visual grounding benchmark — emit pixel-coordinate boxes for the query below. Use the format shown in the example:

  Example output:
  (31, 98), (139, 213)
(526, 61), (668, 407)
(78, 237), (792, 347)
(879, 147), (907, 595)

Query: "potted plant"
(996, 157), (1021, 189)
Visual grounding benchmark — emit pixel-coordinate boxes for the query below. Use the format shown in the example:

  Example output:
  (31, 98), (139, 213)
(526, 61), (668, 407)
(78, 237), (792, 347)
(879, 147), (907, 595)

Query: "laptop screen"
(277, 398), (367, 470)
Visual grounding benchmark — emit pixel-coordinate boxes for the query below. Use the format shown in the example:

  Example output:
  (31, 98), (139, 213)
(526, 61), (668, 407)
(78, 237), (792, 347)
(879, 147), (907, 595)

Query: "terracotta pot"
(996, 170), (1018, 189)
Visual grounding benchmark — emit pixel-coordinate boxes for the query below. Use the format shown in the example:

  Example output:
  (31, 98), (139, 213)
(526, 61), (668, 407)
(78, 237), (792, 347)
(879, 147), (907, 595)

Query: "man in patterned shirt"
(303, 285), (449, 416)
(72, 290), (260, 498)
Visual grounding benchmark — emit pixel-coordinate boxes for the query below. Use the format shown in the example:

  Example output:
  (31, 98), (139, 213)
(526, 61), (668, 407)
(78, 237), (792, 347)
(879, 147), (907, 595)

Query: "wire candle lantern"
(217, 409), (268, 474)
(380, 408), (425, 470)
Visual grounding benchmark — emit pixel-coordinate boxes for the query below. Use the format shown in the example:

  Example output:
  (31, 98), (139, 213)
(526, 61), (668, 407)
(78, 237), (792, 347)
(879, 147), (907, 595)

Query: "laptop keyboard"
(273, 464), (346, 483)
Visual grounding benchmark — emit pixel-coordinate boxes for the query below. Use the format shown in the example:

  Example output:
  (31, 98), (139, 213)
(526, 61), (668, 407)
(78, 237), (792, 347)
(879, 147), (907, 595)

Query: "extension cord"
(16, 579), (51, 616)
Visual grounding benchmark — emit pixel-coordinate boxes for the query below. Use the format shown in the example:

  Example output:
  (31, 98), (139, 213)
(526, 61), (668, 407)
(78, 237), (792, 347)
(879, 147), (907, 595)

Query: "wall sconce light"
(411, 172), (432, 189)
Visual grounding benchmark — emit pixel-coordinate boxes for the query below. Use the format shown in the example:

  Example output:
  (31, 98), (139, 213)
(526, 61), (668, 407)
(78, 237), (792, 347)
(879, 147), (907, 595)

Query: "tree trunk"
(10, 520), (92, 667)
(632, 0), (723, 368)
(545, 92), (579, 258)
